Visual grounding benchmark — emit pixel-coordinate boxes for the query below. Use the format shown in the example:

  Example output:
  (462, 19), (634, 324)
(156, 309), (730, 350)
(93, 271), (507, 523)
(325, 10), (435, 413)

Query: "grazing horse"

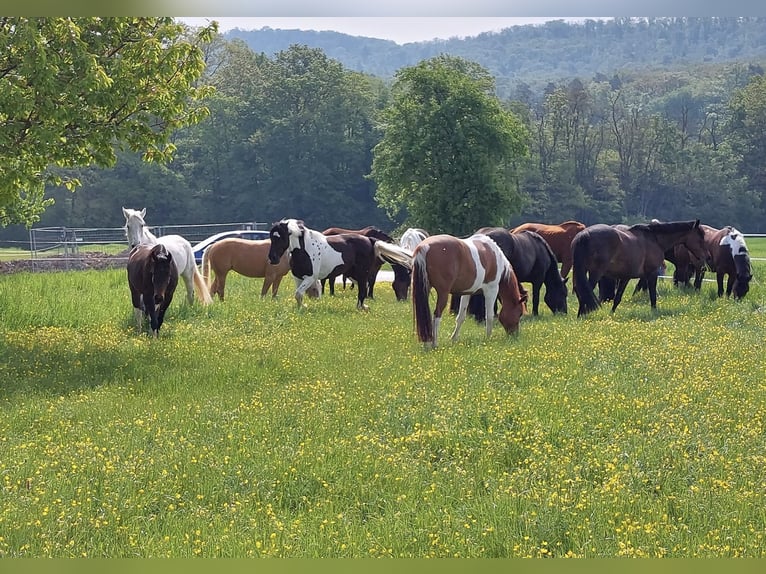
(572, 219), (708, 317)
(123, 207), (212, 306)
(322, 226), (410, 301)
(454, 227), (568, 319)
(693, 225), (753, 299)
(201, 238), (289, 300)
(399, 228), (429, 252)
(269, 219), (384, 310)
(411, 234), (528, 349)
(511, 220), (585, 282)
(127, 244), (178, 337)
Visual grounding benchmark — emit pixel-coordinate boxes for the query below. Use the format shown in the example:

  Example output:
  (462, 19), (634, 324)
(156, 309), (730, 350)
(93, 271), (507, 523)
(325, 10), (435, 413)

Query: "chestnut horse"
(572, 220), (708, 317)
(411, 234), (528, 349)
(127, 243), (178, 337)
(511, 220), (585, 282)
(322, 226), (411, 301)
(201, 238), (291, 300)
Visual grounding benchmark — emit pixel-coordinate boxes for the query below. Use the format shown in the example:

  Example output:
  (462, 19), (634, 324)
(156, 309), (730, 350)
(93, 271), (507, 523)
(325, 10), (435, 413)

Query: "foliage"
(371, 55), (528, 235)
(0, 259), (765, 556)
(0, 17), (216, 227)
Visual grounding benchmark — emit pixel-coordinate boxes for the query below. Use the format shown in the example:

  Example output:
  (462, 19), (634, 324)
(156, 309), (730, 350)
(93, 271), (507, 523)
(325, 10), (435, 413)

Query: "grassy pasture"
(0, 256), (765, 557)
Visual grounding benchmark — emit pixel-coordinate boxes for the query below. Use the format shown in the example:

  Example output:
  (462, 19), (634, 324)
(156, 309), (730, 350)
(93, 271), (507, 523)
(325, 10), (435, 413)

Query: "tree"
(0, 17), (216, 226)
(371, 55), (528, 236)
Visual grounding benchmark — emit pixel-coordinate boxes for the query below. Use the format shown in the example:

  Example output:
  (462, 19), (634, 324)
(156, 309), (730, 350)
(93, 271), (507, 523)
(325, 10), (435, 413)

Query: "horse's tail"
(201, 247), (213, 289)
(571, 232), (600, 317)
(411, 247), (433, 343)
(192, 257), (213, 305)
(374, 240), (413, 269)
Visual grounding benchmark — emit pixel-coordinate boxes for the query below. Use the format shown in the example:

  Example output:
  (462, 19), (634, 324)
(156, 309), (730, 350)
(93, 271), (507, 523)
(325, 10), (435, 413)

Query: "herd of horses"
(121, 208), (754, 346)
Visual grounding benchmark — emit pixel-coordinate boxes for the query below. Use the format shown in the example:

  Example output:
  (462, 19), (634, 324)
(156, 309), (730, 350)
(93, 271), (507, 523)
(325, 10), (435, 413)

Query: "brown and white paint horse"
(409, 234), (528, 349)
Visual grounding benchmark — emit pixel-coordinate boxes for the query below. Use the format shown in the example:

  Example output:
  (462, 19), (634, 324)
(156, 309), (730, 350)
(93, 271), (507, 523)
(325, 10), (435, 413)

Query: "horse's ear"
(296, 220), (305, 231)
(694, 219), (700, 227)
(122, 207), (129, 219)
(519, 292), (528, 304)
(140, 208), (147, 218)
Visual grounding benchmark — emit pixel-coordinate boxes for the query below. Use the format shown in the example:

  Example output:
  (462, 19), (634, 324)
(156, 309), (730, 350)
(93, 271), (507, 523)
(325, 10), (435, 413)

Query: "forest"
(2, 16), (766, 243)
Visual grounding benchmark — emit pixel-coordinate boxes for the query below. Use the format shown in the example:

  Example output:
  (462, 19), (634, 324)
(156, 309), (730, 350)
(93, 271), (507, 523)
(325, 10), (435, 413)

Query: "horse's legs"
(694, 267), (705, 290)
(611, 278), (632, 312)
(644, 274), (659, 309)
(725, 273), (734, 297)
(482, 286), (499, 338)
(717, 273), (725, 297)
(531, 283), (541, 316)
(213, 270), (226, 301)
(356, 275), (370, 311)
(432, 291), (450, 348)
(181, 267), (194, 304)
(450, 294), (471, 342)
(294, 276), (318, 308)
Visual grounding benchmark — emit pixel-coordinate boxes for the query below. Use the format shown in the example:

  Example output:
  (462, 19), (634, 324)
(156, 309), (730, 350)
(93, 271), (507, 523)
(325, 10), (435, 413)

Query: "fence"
(14, 221), (268, 272)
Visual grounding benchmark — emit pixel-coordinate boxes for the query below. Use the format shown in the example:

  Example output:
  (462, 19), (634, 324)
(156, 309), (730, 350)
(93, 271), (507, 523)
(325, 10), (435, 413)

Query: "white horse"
(399, 227), (429, 252)
(122, 207), (212, 306)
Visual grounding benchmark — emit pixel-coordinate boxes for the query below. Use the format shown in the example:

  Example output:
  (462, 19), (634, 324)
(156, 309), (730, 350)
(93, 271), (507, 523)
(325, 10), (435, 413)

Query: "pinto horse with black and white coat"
(268, 219), (410, 311)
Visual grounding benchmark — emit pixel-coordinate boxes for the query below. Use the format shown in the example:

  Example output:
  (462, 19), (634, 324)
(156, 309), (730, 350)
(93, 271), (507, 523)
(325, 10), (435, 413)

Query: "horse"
(571, 219), (708, 317)
(127, 243), (178, 337)
(122, 207), (212, 306)
(410, 234), (528, 349)
(321, 226), (411, 301)
(399, 227), (429, 252)
(270, 219), (392, 310)
(693, 225), (753, 299)
(453, 227), (568, 320)
(511, 220), (586, 282)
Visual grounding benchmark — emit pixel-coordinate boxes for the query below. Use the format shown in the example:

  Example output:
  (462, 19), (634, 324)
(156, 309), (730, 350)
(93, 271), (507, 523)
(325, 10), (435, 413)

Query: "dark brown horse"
(127, 243), (178, 337)
(511, 220), (585, 282)
(572, 220), (708, 317)
(693, 225), (753, 299)
(456, 227), (568, 318)
(411, 234), (527, 348)
(322, 226), (410, 301)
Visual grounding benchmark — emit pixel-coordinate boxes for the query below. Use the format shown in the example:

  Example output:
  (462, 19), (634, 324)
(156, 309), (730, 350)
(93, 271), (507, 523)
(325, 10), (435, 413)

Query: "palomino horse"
(693, 225), (753, 299)
(201, 238), (321, 301)
(127, 244), (178, 337)
(123, 207), (212, 306)
(270, 219), (401, 310)
(456, 227), (568, 319)
(410, 234), (528, 349)
(321, 226), (410, 301)
(572, 219), (708, 317)
(201, 238), (290, 300)
(511, 220), (585, 283)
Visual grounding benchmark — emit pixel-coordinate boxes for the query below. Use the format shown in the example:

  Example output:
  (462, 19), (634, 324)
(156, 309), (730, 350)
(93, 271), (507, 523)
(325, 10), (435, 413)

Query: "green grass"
(0, 263), (765, 557)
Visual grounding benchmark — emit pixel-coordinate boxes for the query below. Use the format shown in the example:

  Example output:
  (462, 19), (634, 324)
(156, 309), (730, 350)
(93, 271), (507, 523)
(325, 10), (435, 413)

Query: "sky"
(176, 17), (608, 45)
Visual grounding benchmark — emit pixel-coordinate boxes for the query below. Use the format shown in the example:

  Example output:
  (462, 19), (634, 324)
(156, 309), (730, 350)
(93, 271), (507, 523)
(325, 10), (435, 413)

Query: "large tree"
(0, 17), (216, 226)
(371, 55), (528, 236)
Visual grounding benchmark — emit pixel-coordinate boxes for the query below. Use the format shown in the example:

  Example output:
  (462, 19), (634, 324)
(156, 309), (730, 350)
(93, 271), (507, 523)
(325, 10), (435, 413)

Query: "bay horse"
(454, 227), (568, 319)
(411, 234), (528, 349)
(127, 244), (178, 337)
(693, 225), (753, 299)
(322, 226), (411, 301)
(511, 220), (585, 282)
(572, 219), (708, 317)
(269, 219), (390, 310)
(123, 207), (212, 306)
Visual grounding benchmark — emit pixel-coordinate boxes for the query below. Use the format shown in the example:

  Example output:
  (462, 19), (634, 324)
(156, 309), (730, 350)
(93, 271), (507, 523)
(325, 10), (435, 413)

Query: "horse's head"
(681, 220), (711, 268)
(544, 276), (568, 314)
(498, 271), (528, 335)
(269, 219), (304, 264)
(726, 231), (753, 299)
(150, 244), (174, 304)
(123, 206), (148, 249)
(391, 263), (411, 301)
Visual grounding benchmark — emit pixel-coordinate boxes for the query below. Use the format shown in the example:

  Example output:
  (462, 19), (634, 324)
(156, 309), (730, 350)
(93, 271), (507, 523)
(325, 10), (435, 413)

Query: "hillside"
(226, 17), (766, 98)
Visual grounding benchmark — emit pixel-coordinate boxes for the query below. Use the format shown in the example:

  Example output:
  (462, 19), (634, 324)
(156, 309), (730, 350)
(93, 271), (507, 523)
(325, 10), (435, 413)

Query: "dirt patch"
(0, 251), (131, 274)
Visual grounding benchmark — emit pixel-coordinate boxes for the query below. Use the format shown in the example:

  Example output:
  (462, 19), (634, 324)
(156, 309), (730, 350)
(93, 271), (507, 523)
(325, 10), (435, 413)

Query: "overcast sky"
(176, 17), (607, 45)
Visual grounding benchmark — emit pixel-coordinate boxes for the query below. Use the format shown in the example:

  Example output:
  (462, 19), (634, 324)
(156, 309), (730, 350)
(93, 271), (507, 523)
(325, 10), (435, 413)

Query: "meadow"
(0, 245), (765, 558)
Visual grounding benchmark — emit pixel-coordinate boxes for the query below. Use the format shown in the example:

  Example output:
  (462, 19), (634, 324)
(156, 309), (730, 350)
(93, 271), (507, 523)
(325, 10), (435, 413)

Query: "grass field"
(0, 254), (764, 557)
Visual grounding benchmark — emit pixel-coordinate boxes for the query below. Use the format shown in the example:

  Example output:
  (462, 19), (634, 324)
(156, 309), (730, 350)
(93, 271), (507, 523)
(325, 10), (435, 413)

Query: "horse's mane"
(633, 219), (699, 234)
